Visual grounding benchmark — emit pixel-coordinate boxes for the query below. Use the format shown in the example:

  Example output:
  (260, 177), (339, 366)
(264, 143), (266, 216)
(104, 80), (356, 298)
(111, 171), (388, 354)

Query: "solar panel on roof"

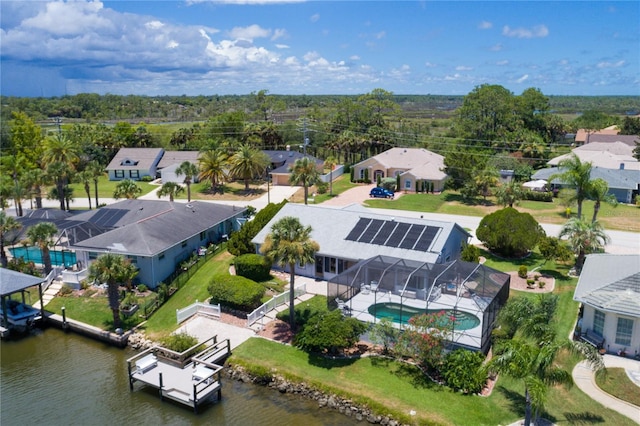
(345, 218), (371, 241)
(359, 219), (384, 243)
(385, 222), (411, 247)
(371, 221), (397, 245)
(414, 226), (440, 251)
(399, 224), (424, 249)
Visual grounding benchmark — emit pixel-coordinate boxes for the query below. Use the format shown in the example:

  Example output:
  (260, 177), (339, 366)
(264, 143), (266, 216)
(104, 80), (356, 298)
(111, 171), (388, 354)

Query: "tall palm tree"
(588, 178), (617, 223)
(23, 168), (47, 209)
(77, 170), (93, 209)
(0, 211), (22, 268)
(229, 144), (270, 191)
(551, 154), (593, 220)
(46, 161), (72, 210)
(175, 160), (199, 202)
(157, 182), (184, 202)
(260, 216), (319, 330)
(559, 218), (610, 272)
(289, 157), (321, 205)
(42, 134), (80, 211)
(88, 253), (137, 330)
(86, 161), (104, 208)
(324, 156), (338, 196)
(113, 179), (142, 200)
(26, 222), (58, 275)
(198, 149), (228, 194)
(495, 180), (525, 208)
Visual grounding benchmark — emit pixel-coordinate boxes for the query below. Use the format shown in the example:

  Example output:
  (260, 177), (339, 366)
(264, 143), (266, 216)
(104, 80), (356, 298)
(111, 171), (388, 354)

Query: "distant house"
(352, 148), (448, 192)
(574, 126), (619, 145)
(157, 151), (200, 184)
(574, 254), (640, 355)
(252, 203), (470, 281)
(70, 200), (246, 288)
(547, 142), (639, 171)
(106, 148), (164, 181)
(264, 149), (323, 186)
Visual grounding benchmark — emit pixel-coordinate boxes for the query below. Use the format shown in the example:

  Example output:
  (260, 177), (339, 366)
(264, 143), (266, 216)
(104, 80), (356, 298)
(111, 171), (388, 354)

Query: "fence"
(246, 282), (307, 327)
(43, 266), (64, 292)
(177, 302), (221, 324)
(318, 164), (345, 183)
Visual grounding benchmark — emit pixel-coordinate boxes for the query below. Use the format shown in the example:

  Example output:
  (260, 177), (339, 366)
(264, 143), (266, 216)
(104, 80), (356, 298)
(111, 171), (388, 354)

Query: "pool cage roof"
(327, 255), (511, 352)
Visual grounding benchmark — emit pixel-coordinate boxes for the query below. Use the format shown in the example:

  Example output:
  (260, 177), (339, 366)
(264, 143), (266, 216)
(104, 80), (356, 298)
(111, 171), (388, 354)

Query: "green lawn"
(67, 175), (157, 200)
(312, 175), (359, 204)
(596, 368), (640, 407)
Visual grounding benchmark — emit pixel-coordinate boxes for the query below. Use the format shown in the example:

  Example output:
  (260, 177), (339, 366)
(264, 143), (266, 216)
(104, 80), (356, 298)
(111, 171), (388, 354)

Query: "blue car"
(369, 187), (395, 199)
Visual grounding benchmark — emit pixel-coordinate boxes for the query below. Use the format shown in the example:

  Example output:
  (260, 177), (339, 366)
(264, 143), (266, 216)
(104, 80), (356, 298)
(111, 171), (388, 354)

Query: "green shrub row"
(208, 274), (264, 311)
(522, 190), (553, 202)
(227, 200), (287, 256)
(234, 253), (271, 281)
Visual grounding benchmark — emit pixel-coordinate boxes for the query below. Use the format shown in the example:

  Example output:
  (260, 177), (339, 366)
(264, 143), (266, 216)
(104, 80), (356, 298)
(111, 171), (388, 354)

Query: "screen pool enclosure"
(327, 256), (510, 353)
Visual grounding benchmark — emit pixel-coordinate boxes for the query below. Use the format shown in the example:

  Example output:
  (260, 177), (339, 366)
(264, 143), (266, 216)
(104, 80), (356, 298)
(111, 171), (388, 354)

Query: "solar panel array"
(345, 218), (441, 252)
(89, 209), (128, 228)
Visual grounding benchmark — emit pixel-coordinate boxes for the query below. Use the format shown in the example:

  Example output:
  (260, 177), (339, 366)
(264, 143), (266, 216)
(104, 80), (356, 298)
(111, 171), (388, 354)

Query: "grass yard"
(595, 368), (640, 407)
(364, 190), (640, 232)
(67, 175), (157, 200)
(310, 175), (359, 204)
(185, 180), (265, 201)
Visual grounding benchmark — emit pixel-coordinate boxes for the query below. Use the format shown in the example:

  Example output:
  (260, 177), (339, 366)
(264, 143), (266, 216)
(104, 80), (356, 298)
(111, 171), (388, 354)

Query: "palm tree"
(588, 178), (617, 223)
(175, 160), (199, 202)
(260, 216), (319, 330)
(113, 179), (142, 200)
(46, 161), (72, 210)
(324, 156), (338, 195)
(551, 154), (593, 219)
(559, 218), (610, 272)
(289, 157), (321, 205)
(86, 161), (104, 207)
(42, 134), (79, 211)
(23, 168), (47, 209)
(473, 167), (500, 201)
(228, 144), (270, 191)
(77, 170), (93, 209)
(198, 149), (228, 194)
(26, 222), (58, 275)
(495, 180), (525, 208)
(157, 182), (184, 202)
(88, 253), (137, 330)
(0, 211), (22, 268)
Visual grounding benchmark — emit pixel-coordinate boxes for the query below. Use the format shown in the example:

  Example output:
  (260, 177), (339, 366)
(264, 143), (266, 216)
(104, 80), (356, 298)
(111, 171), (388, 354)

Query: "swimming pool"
(368, 302), (480, 330)
(9, 247), (77, 268)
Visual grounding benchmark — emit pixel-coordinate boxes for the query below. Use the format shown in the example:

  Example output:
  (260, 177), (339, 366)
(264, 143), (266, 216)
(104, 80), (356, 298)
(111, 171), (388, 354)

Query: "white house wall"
(583, 305), (640, 355)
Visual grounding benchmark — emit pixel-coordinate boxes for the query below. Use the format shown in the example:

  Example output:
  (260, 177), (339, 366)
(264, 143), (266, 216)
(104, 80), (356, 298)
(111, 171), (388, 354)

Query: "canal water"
(0, 328), (361, 426)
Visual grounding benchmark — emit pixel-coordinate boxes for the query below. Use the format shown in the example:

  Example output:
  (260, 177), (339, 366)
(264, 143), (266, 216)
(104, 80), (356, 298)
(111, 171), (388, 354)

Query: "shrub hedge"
(208, 274), (264, 311)
(234, 253), (271, 282)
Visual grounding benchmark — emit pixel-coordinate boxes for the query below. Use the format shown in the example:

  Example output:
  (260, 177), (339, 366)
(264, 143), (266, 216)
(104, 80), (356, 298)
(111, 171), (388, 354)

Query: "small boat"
(1, 300), (41, 328)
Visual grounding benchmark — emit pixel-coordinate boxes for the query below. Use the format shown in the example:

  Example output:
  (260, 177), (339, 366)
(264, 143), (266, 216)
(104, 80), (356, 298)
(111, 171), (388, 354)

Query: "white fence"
(43, 266), (65, 292)
(176, 301), (221, 324)
(319, 165), (345, 183)
(247, 282), (307, 327)
(62, 268), (89, 290)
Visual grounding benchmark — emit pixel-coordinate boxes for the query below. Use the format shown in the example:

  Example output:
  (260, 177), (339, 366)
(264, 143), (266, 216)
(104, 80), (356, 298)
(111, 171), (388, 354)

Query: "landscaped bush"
(140, 175), (154, 182)
(160, 332), (198, 352)
(59, 284), (73, 296)
(294, 309), (367, 355)
(234, 254), (271, 281)
(136, 284), (148, 292)
(208, 274), (264, 311)
(518, 265), (528, 278)
(227, 200), (287, 256)
(441, 349), (487, 394)
(461, 244), (481, 263)
(276, 295), (329, 329)
(476, 207), (545, 258)
(522, 190), (553, 202)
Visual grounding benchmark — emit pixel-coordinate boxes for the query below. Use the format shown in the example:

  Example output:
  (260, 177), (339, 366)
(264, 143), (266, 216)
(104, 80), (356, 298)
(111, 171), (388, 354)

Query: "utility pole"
(53, 116), (62, 135)
(303, 118), (309, 156)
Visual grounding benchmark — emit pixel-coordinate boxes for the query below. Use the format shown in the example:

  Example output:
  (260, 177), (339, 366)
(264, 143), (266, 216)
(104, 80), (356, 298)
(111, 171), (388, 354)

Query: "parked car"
(369, 187), (395, 199)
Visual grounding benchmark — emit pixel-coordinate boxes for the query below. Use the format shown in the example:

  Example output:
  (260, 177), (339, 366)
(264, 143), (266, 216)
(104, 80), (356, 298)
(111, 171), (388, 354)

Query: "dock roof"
(0, 268), (45, 296)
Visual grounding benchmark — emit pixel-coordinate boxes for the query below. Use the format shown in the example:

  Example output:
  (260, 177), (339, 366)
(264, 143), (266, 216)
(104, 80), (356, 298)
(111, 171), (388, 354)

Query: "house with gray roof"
(70, 200), (246, 288)
(252, 203), (470, 281)
(264, 149), (324, 186)
(157, 151), (200, 184)
(532, 166), (639, 203)
(574, 254), (640, 356)
(106, 148), (164, 181)
(352, 148), (448, 192)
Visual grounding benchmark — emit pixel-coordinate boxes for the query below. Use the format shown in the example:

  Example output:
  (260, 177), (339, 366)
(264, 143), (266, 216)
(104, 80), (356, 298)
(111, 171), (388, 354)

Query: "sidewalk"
(572, 355), (640, 424)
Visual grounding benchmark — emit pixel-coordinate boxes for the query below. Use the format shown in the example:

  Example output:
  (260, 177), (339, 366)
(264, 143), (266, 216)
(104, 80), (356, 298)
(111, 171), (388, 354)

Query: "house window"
(159, 252), (165, 260)
(337, 259), (344, 274)
(404, 179), (412, 189)
(359, 169), (365, 180)
(115, 170), (124, 178)
(323, 257), (336, 273)
(129, 170), (140, 179)
(593, 310), (605, 335)
(199, 231), (205, 241)
(615, 317), (633, 346)
(181, 240), (187, 248)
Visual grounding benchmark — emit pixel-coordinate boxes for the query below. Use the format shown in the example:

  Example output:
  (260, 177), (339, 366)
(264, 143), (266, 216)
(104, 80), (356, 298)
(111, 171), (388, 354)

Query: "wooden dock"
(127, 336), (231, 413)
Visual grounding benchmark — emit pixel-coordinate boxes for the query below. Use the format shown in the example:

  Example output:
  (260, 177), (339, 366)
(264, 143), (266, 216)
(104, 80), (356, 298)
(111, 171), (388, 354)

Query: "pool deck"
(343, 290), (485, 350)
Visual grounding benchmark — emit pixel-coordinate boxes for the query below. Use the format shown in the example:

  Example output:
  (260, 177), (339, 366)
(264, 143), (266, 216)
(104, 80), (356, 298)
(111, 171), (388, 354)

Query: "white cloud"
(496, 60), (509, 66)
(310, 13), (320, 23)
(456, 65), (473, 71)
(350, 55), (360, 61)
(271, 28), (287, 41)
(515, 74), (529, 83)
(21, 1), (113, 36)
(145, 21), (164, 30)
(490, 43), (503, 52)
(597, 60), (625, 68)
(228, 24), (270, 41)
(275, 44), (290, 49)
(424, 62), (437, 68)
(502, 24), (549, 39)
(478, 21), (492, 30)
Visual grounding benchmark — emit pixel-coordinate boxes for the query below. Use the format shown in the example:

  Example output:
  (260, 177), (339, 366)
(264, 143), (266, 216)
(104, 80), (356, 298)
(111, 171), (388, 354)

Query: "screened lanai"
(327, 255), (510, 353)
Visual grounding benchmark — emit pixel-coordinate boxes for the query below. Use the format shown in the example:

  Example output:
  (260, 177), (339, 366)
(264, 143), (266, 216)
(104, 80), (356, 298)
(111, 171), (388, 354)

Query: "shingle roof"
(362, 147), (445, 171)
(70, 200), (245, 256)
(252, 203), (469, 264)
(264, 150), (323, 174)
(157, 151), (200, 169)
(532, 167), (639, 190)
(547, 149), (639, 170)
(574, 254), (640, 317)
(0, 268), (45, 296)
(106, 148), (164, 171)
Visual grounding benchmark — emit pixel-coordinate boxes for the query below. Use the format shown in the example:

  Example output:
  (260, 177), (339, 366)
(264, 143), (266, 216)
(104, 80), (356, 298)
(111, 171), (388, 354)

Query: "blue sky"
(1, 1), (638, 97)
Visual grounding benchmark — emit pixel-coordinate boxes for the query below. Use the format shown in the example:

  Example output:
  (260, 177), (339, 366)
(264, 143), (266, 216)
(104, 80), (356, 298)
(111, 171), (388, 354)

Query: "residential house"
(157, 151), (200, 184)
(352, 148), (448, 192)
(252, 203), (470, 281)
(106, 148), (164, 181)
(574, 254), (640, 356)
(264, 149), (324, 186)
(70, 200), (246, 288)
(574, 126), (619, 145)
(548, 141), (639, 171)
